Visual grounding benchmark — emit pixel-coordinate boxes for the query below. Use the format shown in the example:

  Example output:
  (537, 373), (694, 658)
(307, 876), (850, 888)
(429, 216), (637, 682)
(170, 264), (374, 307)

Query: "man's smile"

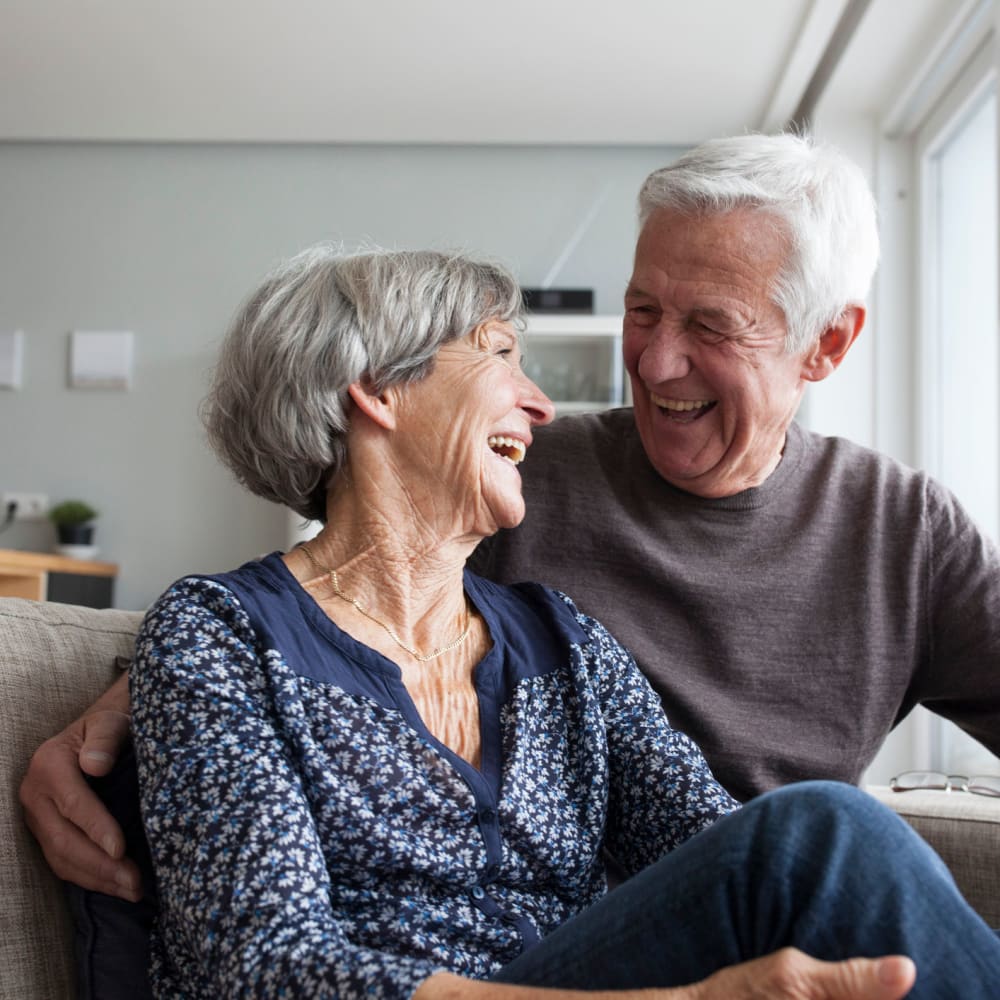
(650, 392), (717, 422)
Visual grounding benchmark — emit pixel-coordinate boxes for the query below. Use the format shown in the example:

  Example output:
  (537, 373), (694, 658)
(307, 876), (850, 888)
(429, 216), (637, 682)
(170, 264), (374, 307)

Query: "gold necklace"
(299, 543), (473, 663)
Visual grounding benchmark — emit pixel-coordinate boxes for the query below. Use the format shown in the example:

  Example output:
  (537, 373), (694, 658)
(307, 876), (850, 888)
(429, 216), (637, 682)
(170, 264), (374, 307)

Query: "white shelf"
(549, 399), (622, 415)
(524, 314), (623, 337)
(523, 314), (626, 412)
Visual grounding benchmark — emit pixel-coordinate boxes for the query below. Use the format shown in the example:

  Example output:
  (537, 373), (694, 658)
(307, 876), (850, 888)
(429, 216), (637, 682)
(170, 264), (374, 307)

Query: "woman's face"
(389, 320), (554, 538)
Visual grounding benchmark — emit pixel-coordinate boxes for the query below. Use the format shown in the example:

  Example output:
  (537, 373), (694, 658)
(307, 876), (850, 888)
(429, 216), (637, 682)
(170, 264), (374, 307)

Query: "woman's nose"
(519, 372), (556, 426)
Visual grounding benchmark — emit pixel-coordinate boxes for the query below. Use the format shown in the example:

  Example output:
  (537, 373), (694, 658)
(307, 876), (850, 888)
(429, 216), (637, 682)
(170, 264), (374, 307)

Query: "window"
(921, 87), (999, 539)
(918, 59), (999, 775)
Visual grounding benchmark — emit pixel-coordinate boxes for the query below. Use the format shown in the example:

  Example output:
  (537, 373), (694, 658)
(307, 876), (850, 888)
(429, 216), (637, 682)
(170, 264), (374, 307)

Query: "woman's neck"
(287, 468), (494, 768)
(289, 477), (478, 660)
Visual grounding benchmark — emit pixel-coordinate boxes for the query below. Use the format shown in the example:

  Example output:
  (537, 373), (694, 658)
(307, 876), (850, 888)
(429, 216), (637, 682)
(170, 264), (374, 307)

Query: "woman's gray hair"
(638, 133), (879, 353)
(202, 245), (523, 522)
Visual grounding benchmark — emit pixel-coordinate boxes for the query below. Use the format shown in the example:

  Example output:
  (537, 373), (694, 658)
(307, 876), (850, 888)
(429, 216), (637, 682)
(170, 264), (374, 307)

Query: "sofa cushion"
(0, 597), (144, 1000)
(66, 740), (156, 1000)
(868, 784), (1000, 928)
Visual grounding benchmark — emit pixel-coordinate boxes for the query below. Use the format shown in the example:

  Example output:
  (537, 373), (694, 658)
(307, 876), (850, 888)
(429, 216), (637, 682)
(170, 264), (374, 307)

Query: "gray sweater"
(472, 408), (1000, 802)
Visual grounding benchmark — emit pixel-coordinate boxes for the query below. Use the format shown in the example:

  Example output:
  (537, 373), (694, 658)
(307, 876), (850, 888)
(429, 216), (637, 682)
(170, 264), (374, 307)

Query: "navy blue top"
(131, 553), (737, 998)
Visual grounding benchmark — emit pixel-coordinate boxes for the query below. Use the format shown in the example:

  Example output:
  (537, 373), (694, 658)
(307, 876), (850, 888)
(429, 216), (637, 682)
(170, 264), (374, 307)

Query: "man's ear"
(347, 379), (397, 430)
(801, 305), (865, 383)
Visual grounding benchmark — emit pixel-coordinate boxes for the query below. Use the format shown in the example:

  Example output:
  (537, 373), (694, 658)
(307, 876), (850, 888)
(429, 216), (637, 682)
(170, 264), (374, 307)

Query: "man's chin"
(637, 427), (716, 489)
(644, 446), (737, 498)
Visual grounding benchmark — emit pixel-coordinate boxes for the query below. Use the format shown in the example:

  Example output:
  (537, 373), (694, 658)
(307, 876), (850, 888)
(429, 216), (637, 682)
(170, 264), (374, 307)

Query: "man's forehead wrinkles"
(632, 260), (777, 315)
(625, 281), (656, 300)
(630, 269), (759, 308)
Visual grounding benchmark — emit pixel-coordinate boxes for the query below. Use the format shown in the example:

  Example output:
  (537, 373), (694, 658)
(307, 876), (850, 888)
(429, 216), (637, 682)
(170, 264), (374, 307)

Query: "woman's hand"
(413, 950), (916, 999)
(684, 950), (916, 999)
(18, 672), (142, 901)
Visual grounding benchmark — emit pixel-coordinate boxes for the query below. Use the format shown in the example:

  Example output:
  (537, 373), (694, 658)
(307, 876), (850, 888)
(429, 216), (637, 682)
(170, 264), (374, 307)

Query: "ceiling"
(0, 0), (973, 145)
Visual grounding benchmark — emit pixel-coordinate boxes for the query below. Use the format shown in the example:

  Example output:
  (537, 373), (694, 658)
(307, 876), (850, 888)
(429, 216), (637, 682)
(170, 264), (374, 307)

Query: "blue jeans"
(494, 781), (1000, 996)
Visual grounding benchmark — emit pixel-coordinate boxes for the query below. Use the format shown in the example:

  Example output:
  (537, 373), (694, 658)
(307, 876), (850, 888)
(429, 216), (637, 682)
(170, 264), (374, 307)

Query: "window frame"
(915, 37), (998, 484)
(912, 36), (1000, 772)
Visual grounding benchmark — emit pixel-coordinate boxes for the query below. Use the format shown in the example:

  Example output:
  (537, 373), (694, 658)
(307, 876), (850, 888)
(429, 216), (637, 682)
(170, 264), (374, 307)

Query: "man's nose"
(636, 327), (691, 385)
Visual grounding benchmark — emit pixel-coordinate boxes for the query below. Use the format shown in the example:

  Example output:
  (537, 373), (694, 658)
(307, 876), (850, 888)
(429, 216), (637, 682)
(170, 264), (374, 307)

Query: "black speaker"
(520, 288), (594, 314)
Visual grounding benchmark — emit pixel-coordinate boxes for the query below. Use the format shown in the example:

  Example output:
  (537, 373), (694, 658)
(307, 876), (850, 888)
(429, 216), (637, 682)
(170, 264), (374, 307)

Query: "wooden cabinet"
(0, 549), (118, 608)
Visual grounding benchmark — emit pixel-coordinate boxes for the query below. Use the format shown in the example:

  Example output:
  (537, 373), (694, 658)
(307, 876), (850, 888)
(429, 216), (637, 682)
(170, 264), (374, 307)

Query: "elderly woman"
(128, 245), (997, 999)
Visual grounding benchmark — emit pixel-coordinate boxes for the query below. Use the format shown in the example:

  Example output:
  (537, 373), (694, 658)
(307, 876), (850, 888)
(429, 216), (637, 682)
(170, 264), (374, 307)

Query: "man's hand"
(19, 672), (142, 901)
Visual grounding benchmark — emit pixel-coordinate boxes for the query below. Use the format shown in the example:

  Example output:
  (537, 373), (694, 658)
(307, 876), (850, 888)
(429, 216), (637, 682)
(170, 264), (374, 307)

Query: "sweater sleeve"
(131, 577), (441, 999)
(921, 479), (1000, 757)
(574, 610), (740, 875)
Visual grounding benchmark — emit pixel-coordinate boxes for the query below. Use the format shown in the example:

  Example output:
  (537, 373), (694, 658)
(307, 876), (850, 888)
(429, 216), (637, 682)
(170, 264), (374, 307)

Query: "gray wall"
(0, 141), (680, 609)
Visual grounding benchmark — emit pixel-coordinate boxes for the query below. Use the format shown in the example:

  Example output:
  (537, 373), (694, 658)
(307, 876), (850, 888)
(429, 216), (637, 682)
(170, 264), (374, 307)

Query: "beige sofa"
(1, 598), (143, 999)
(2, 596), (999, 999)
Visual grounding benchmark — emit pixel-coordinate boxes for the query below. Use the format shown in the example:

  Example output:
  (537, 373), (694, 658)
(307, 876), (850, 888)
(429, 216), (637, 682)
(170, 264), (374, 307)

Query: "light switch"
(0, 330), (24, 389)
(70, 330), (134, 390)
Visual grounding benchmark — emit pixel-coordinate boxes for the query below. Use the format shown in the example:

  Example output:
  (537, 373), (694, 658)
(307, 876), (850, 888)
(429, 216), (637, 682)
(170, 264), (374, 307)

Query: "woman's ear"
(801, 306), (865, 383)
(347, 379), (397, 430)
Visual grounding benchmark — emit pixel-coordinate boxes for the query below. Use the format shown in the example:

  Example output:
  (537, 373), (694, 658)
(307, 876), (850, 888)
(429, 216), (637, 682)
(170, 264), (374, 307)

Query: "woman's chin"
(474, 473), (527, 531)
(476, 497), (526, 537)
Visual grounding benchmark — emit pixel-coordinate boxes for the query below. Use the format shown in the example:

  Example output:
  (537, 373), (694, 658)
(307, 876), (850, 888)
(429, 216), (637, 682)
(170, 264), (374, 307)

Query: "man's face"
(623, 207), (811, 498)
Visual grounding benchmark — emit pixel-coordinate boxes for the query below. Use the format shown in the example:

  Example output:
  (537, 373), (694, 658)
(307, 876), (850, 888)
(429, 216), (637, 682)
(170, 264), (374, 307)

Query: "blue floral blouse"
(131, 553), (737, 998)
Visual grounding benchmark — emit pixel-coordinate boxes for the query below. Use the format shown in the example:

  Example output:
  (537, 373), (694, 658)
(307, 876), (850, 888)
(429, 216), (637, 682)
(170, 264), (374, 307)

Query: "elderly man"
(473, 133), (1000, 803)
(21, 132), (1000, 913)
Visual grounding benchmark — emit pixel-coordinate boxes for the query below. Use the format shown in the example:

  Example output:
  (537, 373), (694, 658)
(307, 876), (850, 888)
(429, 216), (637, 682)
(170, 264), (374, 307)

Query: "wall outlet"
(1, 492), (50, 521)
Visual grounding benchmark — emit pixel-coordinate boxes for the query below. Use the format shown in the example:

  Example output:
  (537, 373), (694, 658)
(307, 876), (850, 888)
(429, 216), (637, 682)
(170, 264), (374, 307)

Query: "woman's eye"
(494, 347), (521, 367)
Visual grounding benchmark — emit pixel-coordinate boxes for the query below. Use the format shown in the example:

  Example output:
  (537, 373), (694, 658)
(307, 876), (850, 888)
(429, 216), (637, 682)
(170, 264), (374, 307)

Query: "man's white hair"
(638, 133), (879, 353)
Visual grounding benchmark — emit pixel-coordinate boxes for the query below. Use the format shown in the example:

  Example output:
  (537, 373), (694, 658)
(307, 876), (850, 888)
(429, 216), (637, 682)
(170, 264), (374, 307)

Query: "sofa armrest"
(0, 597), (144, 1000)
(867, 784), (1000, 928)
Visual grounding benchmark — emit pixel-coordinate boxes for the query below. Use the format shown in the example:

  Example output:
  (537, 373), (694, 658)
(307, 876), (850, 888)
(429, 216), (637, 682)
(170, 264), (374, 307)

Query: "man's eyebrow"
(690, 305), (752, 330)
(624, 283), (655, 301)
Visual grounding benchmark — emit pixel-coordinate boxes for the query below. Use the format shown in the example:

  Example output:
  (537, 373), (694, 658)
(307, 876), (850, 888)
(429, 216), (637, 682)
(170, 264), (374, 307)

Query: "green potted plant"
(49, 499), (98, 547)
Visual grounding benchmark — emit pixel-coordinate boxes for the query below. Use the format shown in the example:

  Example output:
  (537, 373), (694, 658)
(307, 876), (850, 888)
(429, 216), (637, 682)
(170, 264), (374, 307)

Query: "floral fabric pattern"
(131, 554), (737, 998)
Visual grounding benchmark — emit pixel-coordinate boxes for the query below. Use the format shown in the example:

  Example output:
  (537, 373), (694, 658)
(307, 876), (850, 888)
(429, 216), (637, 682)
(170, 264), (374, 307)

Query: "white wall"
(0, 141), (680, 609)
(0, 131), (954, 785)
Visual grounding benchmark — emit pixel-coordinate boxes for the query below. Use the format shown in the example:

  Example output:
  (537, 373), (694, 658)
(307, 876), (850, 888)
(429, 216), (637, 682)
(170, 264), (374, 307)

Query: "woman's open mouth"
(487, 435), (526, 465)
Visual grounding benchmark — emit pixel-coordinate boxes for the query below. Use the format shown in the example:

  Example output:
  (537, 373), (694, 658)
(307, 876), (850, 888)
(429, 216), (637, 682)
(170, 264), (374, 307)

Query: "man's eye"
(626, 306), (658, 325)
(693, 322), (729, 343)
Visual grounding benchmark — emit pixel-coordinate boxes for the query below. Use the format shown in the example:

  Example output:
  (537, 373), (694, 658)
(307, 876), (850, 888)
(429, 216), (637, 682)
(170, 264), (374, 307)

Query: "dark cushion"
(64, 742), (155, 1000)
